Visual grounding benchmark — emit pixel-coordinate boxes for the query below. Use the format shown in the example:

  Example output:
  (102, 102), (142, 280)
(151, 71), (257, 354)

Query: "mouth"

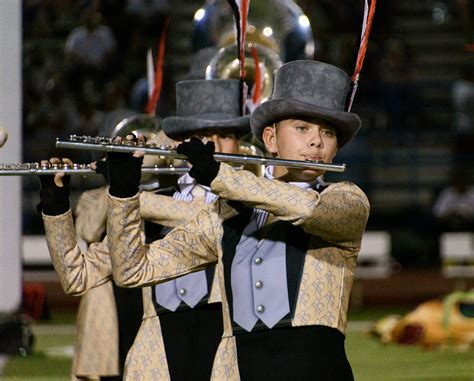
(303, 156), (323, 163)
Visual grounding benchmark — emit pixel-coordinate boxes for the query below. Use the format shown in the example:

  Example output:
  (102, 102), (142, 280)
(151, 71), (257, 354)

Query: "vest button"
(254, 257), (262, 265)
(179, 288), (187, 296)
(255, 281), (263, 289)
(257, 305), (265, 313)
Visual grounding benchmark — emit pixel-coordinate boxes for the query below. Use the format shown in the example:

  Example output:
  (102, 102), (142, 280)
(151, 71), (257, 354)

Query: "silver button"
(256, 305), (265, 313)
(255, 281), (263, 289)
(254, 257), (262, 265)
(179, 288), (187, 296)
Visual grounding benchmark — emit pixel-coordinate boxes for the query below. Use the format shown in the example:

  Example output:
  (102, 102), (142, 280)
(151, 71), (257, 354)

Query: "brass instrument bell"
(192, 0), (314, 106)
(111, 114), (183, 189)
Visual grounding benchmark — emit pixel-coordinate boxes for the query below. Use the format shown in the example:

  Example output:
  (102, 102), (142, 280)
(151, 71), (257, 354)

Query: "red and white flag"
(227, 0), (250, 114)
(347, 0), (376, 112)
(145, 18), (170, 116)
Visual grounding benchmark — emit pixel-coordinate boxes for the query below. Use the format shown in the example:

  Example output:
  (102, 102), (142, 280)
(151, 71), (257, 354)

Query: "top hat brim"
(251, 97), (361, 148)
(163, 115), (250, 140)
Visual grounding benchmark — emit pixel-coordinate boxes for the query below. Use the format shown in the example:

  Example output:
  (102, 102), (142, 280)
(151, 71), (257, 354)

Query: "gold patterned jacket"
(43, 192), (217, 380)
(69, 187), (119, 380)
(107, 163), (370, 380)
(74, 186), (109, 243)
(43, 192), (211, 295)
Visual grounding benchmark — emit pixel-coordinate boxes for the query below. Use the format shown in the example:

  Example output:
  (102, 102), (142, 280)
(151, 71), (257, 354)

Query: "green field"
(348, 331), (474, 381)
(1, 309), (473, 381)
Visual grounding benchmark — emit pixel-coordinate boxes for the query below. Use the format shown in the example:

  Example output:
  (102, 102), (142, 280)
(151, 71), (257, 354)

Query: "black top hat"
(251, 60), (361, 148)
(162, 79), (250, 140)
(184, 47), (219, 80)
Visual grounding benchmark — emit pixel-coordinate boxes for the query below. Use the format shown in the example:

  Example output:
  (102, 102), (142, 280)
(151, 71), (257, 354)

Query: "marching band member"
(122, 79), (249, 381)
(106, 60), (370, 380)
(59, 130), (176, 380)
(72, 185), (120, 380)
(38, 78), (250, 380)
(69, 128), (179, 380)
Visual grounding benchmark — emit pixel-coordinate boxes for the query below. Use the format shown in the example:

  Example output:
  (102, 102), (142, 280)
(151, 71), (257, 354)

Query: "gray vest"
(221, 202), (310, 333)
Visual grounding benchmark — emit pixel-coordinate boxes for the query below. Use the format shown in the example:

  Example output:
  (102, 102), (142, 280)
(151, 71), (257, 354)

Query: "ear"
(262, 126), (278, 155)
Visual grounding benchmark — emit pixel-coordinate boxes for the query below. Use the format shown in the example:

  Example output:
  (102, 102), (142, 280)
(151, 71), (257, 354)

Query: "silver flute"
(55, 135), (347, 173)
(0, 162), (190, 176)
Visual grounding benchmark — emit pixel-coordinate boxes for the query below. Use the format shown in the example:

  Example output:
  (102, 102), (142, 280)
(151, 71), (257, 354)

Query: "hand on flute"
(107, 133), (145, 198)
(37, 157), (72, 215)
(91, 159), (108, 182)
(176, 137), (219, 187)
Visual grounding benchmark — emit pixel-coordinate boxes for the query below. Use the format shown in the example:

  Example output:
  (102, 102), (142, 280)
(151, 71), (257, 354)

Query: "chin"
(289, 169), (322, 182)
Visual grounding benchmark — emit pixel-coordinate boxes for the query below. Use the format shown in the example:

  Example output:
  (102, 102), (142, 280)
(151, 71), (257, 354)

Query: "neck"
(272, 165), (289, 179)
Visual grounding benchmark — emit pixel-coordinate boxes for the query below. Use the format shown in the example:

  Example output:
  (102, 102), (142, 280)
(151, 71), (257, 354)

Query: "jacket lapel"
(221, 201), (309, 325)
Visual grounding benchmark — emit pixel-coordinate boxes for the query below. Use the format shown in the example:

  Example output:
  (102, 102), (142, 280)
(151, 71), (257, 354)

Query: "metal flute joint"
(55, 135), (346, 173)
(0, 161), (190, 176)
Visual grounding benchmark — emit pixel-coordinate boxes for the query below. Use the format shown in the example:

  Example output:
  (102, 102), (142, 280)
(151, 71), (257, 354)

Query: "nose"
(209, 134), (222, 152)
(200, 135), (221, 152)
(308, 130), (323, 148)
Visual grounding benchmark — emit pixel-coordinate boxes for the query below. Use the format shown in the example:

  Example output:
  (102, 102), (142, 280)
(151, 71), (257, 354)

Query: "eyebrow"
(292, 120), (335, 130)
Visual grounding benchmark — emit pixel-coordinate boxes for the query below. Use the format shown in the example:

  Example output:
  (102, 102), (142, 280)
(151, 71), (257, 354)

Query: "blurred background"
(1, 0), (474, 379)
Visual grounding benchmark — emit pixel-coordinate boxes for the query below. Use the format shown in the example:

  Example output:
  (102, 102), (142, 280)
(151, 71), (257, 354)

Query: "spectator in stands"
(38, 67), (78, 134)
(23, 64), (78, 162)
(125, 0), (169, 38)
(24, 0), (77, 38)
(98, 78), (136, 137)
(126, 0), (169, 20)
(70, 96), (104, 163)
(378, 37), (420, 145)
(64, 9), (117, 90)
(120, 28), (148, 84)
(432, 166), (474, 231)
(51, 0), (77, 37)
(452, 64), (474, 164)
(455, 0), (474, 45)
(306, 0), (361, 35)
(74, 96), (103, 137)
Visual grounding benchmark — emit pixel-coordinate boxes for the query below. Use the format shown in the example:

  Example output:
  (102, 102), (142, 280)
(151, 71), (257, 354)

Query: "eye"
(295, 125), (308, 132)
(321, 129), (336, 138)
(215, 132), (235, 140)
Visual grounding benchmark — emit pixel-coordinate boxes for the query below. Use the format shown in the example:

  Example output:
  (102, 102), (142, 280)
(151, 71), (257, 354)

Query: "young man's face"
(199, 132), (240, 154)
(262, 118), (338, 182)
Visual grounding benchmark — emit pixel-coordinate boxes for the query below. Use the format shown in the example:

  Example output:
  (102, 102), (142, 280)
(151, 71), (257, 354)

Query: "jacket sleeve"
(107, 192), (220, 288)
(42, 210), (112, 295)
(139, 192), (208, 227)
(74, 186), (108, 244)
(210, 163), (370, 245)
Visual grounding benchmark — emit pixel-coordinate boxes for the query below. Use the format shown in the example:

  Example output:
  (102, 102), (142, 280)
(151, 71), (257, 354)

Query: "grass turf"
(2, 309), (473, 380)
(2, 329), (74, 380)
(348, 331), (474, 381)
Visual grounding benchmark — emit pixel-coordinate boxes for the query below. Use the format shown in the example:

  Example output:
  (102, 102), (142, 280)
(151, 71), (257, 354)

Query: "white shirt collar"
(264, 165), (324, 190)
(177, 173), (212, 197)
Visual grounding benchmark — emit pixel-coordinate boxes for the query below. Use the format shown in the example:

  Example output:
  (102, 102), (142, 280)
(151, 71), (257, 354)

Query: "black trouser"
(159, 303), (224, 381)
(235, 325), (354, 381)
(112, 284), (144, 375)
